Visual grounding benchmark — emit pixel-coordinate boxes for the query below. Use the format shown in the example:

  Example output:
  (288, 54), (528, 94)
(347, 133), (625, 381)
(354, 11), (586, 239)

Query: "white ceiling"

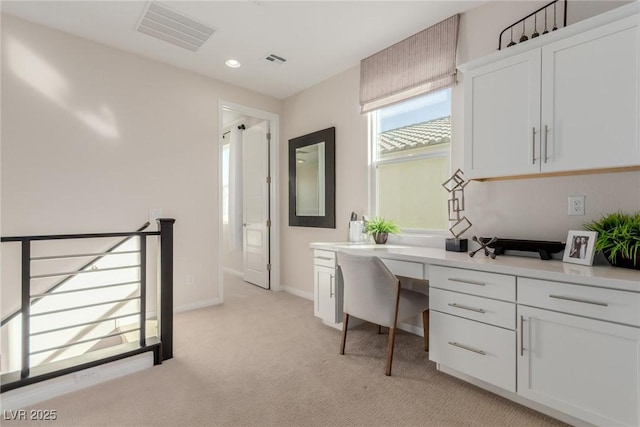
(1, 1), (482, 100)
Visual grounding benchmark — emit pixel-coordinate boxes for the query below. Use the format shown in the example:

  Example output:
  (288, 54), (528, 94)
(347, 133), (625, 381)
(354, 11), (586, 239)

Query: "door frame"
(217, 100), (280, 302)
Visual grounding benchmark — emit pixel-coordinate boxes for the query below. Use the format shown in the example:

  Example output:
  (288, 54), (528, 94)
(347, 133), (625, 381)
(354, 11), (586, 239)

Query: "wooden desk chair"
(337, 252), (429, 376)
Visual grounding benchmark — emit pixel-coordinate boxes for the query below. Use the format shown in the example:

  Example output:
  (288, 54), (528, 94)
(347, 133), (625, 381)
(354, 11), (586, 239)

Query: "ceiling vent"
(263, 53), (287, 65)
(137, 2), (216, 52)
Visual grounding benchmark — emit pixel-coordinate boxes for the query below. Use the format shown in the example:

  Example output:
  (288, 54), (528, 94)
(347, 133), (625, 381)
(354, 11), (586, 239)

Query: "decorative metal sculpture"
(498, 0), (567, 50)
(469, 236), (498, 259)
(442, 169), (471, 252)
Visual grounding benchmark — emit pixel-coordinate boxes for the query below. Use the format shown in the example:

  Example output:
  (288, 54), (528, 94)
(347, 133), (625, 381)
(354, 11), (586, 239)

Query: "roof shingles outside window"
(378, 116), (451, 154)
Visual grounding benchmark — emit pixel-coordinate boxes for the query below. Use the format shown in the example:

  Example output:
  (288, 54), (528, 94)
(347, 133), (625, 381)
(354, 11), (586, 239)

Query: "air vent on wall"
(264, 53), (287, 65)
(137, 2), (216, 52)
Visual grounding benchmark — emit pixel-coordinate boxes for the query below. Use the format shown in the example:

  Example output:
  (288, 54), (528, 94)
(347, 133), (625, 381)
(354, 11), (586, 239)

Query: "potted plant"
(364, 217), (400, 244)
(585, 211), (640, 270)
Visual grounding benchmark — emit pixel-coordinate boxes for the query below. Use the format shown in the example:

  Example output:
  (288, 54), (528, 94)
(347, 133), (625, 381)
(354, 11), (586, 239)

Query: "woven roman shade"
(359, 14), (460, 113)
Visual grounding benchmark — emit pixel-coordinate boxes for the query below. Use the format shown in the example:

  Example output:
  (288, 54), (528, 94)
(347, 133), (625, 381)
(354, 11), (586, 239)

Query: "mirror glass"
(295, 142), (325, 216)
(289, 127), (335, 228)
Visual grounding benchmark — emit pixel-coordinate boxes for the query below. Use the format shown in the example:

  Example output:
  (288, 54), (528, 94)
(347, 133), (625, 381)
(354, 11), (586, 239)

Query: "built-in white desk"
(310, 242), (640, 427)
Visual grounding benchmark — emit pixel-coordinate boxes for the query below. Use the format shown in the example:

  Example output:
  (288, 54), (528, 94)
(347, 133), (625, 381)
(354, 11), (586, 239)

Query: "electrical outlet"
(149, 208), (163, 221)
(186, 274), (195, 286)
(568, 195), (585, 216)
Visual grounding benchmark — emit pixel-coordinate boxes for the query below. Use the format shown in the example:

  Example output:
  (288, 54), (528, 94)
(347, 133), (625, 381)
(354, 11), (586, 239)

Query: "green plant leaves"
(585, 211), (640, 266)
(364, 216), (400, 235)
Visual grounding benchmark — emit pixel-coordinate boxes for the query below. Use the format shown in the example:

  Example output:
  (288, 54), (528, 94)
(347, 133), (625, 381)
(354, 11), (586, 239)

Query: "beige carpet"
(5, 274), (566, 426)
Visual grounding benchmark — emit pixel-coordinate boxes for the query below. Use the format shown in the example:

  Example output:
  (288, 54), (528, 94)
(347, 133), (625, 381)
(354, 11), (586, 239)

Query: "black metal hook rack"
(498, 0), (568, 50)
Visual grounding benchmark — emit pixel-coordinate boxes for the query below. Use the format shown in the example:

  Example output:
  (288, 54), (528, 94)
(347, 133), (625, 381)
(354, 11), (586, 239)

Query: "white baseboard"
(280, 286), (313, 301)
(398, 321), (425, 337)
(223, 267), (243, 278)
(0, 353), (153, 411)
(174, 298), (221, 313)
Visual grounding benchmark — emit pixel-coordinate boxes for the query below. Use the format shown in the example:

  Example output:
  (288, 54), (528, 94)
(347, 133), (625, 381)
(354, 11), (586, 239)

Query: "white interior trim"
(217, 101), (280, 304)
(0, 353), (153, 411)
(280, 286), (314, 301)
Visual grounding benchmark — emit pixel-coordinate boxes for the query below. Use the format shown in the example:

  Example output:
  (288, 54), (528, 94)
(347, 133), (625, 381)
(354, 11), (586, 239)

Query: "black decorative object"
(442, 169), (471, 252)
(480, 238), (565, 260)
(499, 0), (567, 50)
(470, 236), (497, 259)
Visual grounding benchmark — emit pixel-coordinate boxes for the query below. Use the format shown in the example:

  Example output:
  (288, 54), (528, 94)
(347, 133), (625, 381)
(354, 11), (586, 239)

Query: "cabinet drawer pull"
(448, 278), (486, 286)
(549, 294), (608, 307)
(330, 274), (334, 298)
(520, 315), (525, 357)
(448, 341), (486, 356)
(315, 256), (334, 261)
(448, 303), (485, 313)
(544, 125), (549, 163)
(532, 127), (537, 164)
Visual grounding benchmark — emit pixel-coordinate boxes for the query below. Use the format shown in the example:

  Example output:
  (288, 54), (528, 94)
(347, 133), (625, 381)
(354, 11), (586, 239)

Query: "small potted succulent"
(364, 217), (400, 244)
(585, 211), (640, 270)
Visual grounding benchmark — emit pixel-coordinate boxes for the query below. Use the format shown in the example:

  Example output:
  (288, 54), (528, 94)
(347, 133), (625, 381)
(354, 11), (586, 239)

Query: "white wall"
(281, 66), (368, 293)
(280, 0), (640, 295)
(1, 14), (282, 313)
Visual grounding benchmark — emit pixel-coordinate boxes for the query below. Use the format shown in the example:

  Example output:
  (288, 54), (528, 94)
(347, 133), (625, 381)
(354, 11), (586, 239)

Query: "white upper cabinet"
(541, 15), (640, 173)
(464, 49), (541, 178)
(462, 8), (640, 180)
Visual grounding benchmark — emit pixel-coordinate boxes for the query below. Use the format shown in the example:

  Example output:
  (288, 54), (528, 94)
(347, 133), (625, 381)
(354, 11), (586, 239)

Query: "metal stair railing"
(0, 218), (175, 393)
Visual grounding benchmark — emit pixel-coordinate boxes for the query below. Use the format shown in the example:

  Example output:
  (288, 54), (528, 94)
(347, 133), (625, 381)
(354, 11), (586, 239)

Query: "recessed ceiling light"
(225, 59), (241, 68)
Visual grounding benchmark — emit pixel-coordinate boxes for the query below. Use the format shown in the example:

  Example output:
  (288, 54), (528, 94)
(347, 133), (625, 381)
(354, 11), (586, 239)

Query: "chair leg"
(422, 309), (429, 352)
(385, 327), (396, 376)
(340, 313), (349, 355)
(378, 325), (382, 334)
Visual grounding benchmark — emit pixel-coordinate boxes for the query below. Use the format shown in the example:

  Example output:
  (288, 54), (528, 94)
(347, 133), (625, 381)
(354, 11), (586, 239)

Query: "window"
(370, 89), (451, 232)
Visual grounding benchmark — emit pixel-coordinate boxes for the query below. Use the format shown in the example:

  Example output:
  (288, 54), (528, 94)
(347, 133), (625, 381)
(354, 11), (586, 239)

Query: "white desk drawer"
(430, 288), (516, 330)
(430, 311), (516, 392)
(519, 278), (640, 327)
(431, 266), (515, 301)
(314, 250), (336, 268)
(381, 258), (424, 280)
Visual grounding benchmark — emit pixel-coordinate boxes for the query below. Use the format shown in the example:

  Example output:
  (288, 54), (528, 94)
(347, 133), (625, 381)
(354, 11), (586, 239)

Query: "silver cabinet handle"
(315, 256), (333, 261)
(448, 278), (486, 286)
(549, 294), (608, 307)
(532, 127), (537, 164)
(448, 303), (485, 314)
(520, 315), (525, 356)
(330, 274), (334, 298)
(544, 124), (549, 163)
(448, 341), (486, 356)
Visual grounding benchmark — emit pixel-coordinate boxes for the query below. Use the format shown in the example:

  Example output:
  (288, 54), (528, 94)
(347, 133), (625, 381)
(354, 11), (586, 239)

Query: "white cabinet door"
(464, 49), (541, 179)
(314, 265), (338, 323)
(517, 305), (640, 427)
(541, 15), (640, 173)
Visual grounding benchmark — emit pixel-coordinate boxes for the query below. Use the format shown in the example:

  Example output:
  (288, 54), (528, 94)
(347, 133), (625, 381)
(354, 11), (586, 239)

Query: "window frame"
(368, 97), (452, 236)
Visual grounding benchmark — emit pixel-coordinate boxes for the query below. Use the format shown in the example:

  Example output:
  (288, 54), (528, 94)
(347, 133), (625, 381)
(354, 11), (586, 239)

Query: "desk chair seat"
(337, 252), (429, 376)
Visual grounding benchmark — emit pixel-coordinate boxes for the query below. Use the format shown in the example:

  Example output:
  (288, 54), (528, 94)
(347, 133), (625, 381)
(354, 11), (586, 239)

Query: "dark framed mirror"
(289, 127), (335, 228)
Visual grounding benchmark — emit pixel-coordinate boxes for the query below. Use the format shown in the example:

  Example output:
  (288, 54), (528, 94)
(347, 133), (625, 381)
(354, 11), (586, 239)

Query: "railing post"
(139, 236), (147, 348)
(157, 218), (175, 361)
(21, 239), (31, 379)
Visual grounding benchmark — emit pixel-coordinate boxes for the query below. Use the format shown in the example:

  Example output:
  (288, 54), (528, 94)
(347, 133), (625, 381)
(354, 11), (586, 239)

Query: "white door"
(242, 121), (270, 288)
(314, 265), (337, 323)
(540, 15), (640, 172)
(517, 305), (640, 426)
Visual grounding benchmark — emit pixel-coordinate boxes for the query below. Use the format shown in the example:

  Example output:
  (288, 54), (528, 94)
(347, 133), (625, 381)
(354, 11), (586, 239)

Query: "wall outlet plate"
(568, 195), (585, 216)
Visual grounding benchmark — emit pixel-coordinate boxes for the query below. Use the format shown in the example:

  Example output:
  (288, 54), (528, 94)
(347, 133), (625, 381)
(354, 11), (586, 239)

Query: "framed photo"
(563, 230), (598, 266)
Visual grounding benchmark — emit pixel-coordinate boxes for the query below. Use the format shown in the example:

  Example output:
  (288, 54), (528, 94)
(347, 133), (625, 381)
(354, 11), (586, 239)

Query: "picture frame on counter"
(562, 230), (598, 266)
